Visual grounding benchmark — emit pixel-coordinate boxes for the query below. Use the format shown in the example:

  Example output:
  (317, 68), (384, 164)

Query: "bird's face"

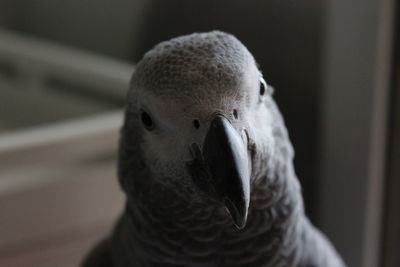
(128, 32), (276, 228)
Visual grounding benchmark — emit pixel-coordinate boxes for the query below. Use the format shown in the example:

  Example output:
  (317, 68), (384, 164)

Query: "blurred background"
(0, 0), (398, 266)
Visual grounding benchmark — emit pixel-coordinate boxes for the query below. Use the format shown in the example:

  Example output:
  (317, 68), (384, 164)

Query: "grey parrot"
(82, 31), (346, 267)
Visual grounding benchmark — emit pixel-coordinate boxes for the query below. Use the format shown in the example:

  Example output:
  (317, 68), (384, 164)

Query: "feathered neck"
(114, 142), (305, 266)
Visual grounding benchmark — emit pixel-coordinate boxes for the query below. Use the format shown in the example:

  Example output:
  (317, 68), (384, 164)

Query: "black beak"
(201, 115), (250, 229)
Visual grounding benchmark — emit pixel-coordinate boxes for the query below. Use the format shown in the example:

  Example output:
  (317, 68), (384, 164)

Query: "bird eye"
(259, 77), (267, 96)
(193, 119), (200, 129)
(140, 110), (155, 131)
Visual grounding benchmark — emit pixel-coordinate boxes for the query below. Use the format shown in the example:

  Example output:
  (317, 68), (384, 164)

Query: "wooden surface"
(0, 120), (125, 267)
(0, 29), (132, 266)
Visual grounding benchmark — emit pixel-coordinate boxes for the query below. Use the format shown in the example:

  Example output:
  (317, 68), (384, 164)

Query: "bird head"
(122, 31), (279, 229)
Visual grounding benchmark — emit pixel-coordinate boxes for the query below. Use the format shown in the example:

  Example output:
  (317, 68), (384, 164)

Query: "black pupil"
(193, 120), (200, 129)
(141, 111), (153, 129)
(260, 80), (266, 95)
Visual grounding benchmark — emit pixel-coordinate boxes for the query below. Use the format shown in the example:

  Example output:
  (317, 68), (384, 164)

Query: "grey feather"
(82, 31), (346, 267)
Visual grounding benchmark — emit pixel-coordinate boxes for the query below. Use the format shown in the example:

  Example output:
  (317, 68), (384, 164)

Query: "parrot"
(82, 31), (346, 267)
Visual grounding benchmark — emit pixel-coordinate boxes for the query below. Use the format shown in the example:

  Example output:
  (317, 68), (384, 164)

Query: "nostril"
(193, 119), (200, 129)
(233, 109), (238, 119)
